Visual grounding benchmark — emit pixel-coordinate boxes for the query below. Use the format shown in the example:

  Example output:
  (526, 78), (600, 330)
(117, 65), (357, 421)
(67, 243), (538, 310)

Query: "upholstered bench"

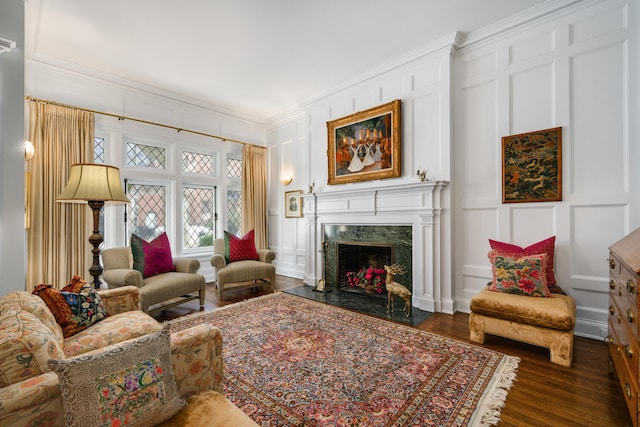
(469, 289), (576, 367)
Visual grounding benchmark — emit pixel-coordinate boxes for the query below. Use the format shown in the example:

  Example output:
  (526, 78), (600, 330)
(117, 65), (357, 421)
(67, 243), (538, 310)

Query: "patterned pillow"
(131, 232), (176, 278)
(62, 285), (107, 335)
(489, 236), (557, 285)
(48, 325), (184, 427)
(32, 284), (75, 329)
(224, 230), (259, 263)
(32, 276), (107, 338)
(488, 250), (551, 297)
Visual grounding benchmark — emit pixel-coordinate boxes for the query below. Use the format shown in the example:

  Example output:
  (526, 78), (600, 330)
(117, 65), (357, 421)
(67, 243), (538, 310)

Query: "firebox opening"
(336, 242), (394, 296)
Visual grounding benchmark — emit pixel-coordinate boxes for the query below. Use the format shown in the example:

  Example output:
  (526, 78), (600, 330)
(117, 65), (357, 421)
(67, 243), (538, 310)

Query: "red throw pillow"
(224, 230), (259, 263)
(489, 236), (557, 285)
(131, 232), (176, 278)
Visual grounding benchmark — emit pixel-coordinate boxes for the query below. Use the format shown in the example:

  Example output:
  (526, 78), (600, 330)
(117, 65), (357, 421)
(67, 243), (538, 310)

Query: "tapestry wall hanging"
(327, 99), (401, 185)
(502, 127), (562, 203)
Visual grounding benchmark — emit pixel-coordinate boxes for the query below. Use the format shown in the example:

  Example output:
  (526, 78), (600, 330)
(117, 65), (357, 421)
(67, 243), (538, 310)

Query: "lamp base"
(88, 200), (105, 288)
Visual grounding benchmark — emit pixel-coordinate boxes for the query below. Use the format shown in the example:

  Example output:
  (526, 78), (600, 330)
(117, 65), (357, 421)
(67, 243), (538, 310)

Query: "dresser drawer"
(611, 253), (639, 300)
(610, 280), (639, 341)
(609, 297), (640, 379)
(609, 319), (640, 427)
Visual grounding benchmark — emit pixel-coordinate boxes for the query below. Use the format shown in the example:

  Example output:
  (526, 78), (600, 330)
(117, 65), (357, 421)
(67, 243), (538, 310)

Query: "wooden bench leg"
(469, 313), (486, 344)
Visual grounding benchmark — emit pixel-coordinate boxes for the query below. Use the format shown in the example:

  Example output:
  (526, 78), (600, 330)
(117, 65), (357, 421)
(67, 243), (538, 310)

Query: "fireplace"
(303, 181), (450, 313)
(323, 224), (412, 293)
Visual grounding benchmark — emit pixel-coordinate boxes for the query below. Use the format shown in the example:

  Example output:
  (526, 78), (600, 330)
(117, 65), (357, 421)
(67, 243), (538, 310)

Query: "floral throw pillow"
(48, 325), (184, 427)
(61, 283), (107, 335)
(32, 276), (108, 338)
(131, 232), (176, 278)
(224, 230), (259, 263)
(488, 250), (551, 297)
(489, 236), (557, 285)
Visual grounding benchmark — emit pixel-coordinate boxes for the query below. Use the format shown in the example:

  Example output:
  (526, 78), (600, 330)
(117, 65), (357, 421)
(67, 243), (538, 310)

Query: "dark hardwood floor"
(154, 275), (631, 427)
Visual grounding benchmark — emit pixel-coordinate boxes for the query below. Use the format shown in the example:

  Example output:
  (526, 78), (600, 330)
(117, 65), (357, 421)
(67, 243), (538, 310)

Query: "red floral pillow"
(131, 232), (175, 278)
(488, 250), (551, 297)
(224, 230), (259, 263)
(489, 236), (557, 285)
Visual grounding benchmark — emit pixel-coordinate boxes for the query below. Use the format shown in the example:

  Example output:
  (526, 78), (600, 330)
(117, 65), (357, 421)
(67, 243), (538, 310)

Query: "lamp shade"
(58, 164), (129, 203)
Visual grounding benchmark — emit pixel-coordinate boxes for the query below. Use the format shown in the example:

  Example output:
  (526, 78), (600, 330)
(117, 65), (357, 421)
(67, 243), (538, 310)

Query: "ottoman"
(158, 391), (259, 427)
(469, 289), (576, 367)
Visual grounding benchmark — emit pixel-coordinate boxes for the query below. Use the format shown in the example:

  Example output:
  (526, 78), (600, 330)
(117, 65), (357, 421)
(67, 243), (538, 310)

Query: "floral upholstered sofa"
(0, 285), (247, 426)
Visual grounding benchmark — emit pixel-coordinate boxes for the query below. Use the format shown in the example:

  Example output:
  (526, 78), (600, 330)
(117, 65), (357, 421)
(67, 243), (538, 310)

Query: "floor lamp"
(58, 164), (129, 287)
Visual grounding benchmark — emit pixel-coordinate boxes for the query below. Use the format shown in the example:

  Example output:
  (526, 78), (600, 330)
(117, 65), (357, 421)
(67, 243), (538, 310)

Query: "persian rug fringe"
(470, 355), (520, 427)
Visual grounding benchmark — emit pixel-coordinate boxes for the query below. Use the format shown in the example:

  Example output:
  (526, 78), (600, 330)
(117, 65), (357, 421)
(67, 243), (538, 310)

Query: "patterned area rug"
(170, 292), (519, 427)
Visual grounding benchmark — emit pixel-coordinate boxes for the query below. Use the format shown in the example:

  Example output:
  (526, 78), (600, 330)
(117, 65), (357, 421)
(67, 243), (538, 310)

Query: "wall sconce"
(24, 140), (36, 160)
(282, 175), (293, 186)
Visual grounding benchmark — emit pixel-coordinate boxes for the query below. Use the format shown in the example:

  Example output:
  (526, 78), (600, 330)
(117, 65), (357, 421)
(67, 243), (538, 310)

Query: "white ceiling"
(25, 0), (549, 123)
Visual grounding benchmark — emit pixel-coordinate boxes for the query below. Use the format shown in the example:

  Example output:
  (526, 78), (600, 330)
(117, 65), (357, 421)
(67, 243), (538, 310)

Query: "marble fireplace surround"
(303, 180), (450, 313)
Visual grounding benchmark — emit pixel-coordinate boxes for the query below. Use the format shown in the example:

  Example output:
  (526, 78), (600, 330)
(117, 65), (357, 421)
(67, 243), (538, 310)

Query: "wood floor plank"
(153, 275), (632, 427)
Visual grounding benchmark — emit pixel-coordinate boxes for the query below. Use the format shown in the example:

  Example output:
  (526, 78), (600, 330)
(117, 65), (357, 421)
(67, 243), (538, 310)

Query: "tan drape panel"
(26, 101), (94, 291)
(241, 145), (268, 249)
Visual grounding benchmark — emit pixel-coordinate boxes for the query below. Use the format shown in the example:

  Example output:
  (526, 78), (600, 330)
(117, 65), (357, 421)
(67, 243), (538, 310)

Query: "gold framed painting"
(327, 99), (401, 185)
(502, 127), (562, 203)
(284, 190), (303, 218)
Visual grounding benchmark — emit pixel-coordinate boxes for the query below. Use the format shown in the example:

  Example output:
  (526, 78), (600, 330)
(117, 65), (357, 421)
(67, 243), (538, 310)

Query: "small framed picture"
(284, 190), (303, 218)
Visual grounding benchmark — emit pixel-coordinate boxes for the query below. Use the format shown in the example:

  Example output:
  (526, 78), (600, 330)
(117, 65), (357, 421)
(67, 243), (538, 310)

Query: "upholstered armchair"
(102, 247), (206, 314)
(210, 237), (276, 300)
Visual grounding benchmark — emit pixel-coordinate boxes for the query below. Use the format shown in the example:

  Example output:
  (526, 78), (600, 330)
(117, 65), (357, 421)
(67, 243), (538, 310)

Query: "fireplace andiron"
(314, 241), (332, 293)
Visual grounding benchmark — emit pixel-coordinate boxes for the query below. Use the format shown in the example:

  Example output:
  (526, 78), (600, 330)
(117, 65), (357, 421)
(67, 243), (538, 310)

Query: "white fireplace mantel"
(302, 180), (453, 313)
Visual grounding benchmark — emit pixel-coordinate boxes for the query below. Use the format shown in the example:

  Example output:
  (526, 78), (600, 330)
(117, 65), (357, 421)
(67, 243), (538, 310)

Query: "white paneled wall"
(454, 0), (637, 339)
(267, 116), (307, 278)
(268, 0), (638, 340)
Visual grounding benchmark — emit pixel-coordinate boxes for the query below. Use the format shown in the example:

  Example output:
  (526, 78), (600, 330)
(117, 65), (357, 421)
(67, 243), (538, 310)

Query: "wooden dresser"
(608, 227), (640, 427)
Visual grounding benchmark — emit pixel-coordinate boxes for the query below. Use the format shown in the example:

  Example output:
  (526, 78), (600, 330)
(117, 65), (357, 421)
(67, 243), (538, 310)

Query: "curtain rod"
(25, 96), (265, 149)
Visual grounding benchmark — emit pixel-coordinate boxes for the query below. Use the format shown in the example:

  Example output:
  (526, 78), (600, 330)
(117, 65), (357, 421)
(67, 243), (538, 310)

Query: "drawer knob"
(618, 314), (622, 324)
(628, 309), (635, 323)
(610, 280), (616, 290)
(626, 382), (633, 399)
(627, 280), (635, 294)
(609, 305), (615, 315)
(626, 344), (634, 359)
(604, 335), (613, 344)
(610, 258), (616, 269)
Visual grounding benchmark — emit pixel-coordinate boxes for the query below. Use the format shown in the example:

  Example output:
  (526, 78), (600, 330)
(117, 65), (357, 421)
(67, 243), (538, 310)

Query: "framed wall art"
(502, 127), (562, 203)
(284, 190), (303, 218)
(327, 99), (401, 185)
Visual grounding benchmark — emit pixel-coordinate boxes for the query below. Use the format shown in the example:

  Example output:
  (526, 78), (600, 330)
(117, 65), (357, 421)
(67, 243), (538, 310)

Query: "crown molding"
(456, 0), (593, 50)
(25, 53), (266, 127)
(298, 32), (462, 111)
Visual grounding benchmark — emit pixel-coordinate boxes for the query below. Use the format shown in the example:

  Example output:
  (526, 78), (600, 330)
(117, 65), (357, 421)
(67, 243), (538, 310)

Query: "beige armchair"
(102, 247), (205, 314)
(210, 238), (276, 300)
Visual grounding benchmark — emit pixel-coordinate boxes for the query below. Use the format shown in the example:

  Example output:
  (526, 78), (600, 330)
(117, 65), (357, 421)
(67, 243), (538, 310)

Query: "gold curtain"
(26, 101), (94, 291)
(241, 144), (268, 249)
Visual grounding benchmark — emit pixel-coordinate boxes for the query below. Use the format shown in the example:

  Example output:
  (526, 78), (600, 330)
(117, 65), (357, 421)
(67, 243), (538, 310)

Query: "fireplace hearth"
(337, 241), (393, 295)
